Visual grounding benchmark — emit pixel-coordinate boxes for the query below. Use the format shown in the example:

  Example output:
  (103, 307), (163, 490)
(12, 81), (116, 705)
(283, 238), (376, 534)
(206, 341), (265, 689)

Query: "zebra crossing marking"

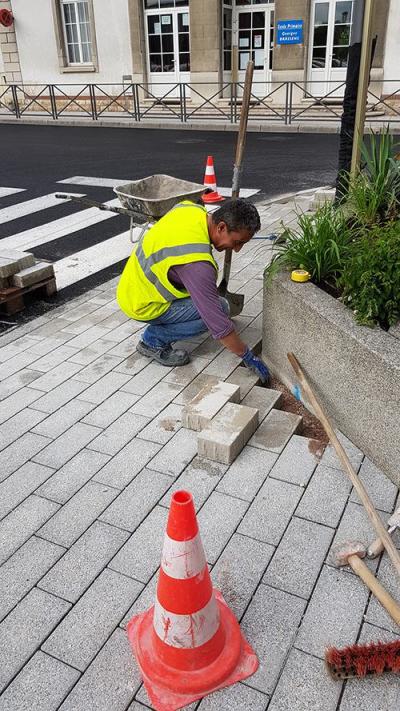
(57, 176), (260, 198)
(0, 192), (85, 226)
(0, 188), (26, 199)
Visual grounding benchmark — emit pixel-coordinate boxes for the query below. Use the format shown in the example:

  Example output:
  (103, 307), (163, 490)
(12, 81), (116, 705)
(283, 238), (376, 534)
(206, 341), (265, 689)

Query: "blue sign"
(277, 19), (304, 45)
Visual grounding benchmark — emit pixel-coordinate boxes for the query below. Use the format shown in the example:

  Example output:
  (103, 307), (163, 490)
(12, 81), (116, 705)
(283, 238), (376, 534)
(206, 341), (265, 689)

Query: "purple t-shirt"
(168, 262), (235, 340)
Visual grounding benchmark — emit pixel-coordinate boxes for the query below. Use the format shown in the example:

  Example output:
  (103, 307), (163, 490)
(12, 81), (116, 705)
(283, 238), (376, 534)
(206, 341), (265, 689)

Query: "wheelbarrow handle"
(55, 193), (130, 216)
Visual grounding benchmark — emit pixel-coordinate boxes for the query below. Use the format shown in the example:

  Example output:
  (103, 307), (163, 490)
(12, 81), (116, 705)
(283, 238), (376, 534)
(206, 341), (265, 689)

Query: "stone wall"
(0, 0), (21, 83)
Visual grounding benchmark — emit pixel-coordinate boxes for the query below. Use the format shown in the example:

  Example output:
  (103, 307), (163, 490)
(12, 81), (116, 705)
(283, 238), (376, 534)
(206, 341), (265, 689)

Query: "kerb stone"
(182, 381), (240, 431)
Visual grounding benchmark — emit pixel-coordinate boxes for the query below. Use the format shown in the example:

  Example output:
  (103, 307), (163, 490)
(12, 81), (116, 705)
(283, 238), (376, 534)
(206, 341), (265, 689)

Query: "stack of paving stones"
(0, 191), (399, 711)
(0, 249), (54, 290)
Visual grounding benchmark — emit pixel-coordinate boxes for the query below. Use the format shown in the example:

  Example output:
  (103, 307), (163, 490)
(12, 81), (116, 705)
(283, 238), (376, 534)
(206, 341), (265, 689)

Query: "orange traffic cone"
(127, 490), (258, 711)
(202, 155), (224, 203)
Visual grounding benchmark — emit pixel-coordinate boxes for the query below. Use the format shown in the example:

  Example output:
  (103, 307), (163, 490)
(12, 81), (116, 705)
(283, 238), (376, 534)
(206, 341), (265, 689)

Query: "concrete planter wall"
(262, 273), (400, 487)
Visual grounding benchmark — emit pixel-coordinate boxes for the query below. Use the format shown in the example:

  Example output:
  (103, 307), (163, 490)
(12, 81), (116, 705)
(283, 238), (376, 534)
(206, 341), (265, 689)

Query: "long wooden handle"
(350, 554), (400, 626)
(287, 352), (400, 582)
(367, 525), (397, 559)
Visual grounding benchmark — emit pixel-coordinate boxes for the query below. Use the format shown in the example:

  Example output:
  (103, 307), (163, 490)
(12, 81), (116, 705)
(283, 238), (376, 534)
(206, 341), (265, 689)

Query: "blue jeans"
(142, 297), (230, 349)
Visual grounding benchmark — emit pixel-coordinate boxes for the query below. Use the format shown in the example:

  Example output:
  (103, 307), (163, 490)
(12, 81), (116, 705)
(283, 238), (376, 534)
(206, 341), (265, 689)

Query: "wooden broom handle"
(287, 352), (400, 582)
(350, 555), (400, 627)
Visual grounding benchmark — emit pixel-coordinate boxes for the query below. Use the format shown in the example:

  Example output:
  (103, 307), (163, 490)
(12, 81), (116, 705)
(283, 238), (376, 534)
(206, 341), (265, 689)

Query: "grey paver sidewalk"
(0, 192), (399, 711)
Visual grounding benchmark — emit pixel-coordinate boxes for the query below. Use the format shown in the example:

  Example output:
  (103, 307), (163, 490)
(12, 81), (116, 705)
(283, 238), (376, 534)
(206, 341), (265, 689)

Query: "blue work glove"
(242, 347), (271, 384)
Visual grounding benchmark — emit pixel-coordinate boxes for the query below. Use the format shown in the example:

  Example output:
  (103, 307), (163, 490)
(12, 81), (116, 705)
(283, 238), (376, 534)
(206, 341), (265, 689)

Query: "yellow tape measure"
(291, 269), (311, 283)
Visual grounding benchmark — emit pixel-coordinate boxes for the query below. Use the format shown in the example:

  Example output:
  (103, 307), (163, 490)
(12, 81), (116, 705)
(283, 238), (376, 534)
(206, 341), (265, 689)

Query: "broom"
(325, 639), (400, 679)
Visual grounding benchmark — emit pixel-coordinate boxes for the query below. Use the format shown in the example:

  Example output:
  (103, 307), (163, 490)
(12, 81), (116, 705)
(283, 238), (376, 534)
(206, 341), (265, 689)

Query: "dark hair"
(211, 198), (261, 235)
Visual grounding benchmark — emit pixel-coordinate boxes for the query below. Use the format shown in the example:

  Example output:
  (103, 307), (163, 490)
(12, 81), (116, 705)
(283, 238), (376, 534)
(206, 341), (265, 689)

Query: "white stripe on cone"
(161, 532), (207, 580)
(205, 166), (215, 176)
(153, 595), (220, 648)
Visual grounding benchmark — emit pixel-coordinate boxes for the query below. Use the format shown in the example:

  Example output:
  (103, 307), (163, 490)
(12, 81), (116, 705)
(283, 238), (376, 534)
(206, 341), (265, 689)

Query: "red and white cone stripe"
(153, 596), (220, 648)
(204, 158), (217, 191)
(161, 531), (206, 580)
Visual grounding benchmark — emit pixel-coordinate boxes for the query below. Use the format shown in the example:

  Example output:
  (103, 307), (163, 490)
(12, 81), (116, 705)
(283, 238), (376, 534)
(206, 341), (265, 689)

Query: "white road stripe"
(57, 176), (260, 198)
(0, 192), (85, 226)
(0, 199), (120, 252)
(54, 230), (133, 290)
(0, 188), (26, 199)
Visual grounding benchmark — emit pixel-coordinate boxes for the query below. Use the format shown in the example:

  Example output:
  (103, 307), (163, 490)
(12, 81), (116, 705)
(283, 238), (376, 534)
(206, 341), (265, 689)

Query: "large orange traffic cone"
(202, 155), (224, 203)
(127, 490), (258, 711)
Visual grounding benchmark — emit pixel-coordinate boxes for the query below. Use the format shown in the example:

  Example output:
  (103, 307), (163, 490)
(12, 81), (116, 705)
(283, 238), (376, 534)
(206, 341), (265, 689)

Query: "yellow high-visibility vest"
(116, 201), (218, 321)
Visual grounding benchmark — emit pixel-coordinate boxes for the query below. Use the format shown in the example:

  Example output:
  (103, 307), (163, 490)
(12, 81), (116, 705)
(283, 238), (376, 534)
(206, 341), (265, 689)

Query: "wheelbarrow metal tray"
(113, 174), (205, 219)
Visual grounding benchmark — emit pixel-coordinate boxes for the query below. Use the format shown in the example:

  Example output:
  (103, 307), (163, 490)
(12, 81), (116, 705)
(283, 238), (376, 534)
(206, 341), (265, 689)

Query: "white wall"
(11, 0), (133, 85)
(383, 0), (400, 92)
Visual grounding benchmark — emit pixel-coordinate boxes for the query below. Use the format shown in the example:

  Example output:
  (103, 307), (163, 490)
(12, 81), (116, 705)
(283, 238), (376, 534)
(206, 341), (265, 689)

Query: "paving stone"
(295, 464), (352, 528)
(147, 428), (198, 478)
(211, 533), (274, 619)
(330, 501), (389, 561)
(0, 431), (51, 483)
(241, 385), (282, 420)
(268, 648), (341, 711)
(0, 351), (40, 380)
(217, 446), (277, 501)
(173, 372), (220, 405)
(34, 422), (101, 469)
(27, 361), (83, 392)
(68, 338), (115, 366)
(0, 587), (71, 692)
(350, 457), (398, 513)
(29, 379), (90, 414)
(196, 491), (249, 564)
(76, 371), (131, 404)
(100, 468), (172, 532)
(58, 628), (140, 711)
(38, 481), (119, 548)
(0, 386), (42, 425)
(0, 651), (80, 711)
(0, 495), (60, 565)
(0, 536), (65, 622)
(37, 448), (111, 504)
(198, 403), (259, 465)
(241, 294), (263, 317)
(61, 307), (117, 335)
(121, 362), (172, 396)
(269, 434), (324, 486)
(338, 622), (400, 711)
(198, 683), (268, 710)
(241, 584), (306, 695)
(39, 520), (128, 603)
(203, 348), (239, 378)
(0, 461), (54, 520)
(120, 573), (158, 629)
(238, 477), (303, 545)
(320, 431), (364, 472)
(249, 408), (302, 454)
(263, 517), (334, 599)
(130, 381), (183, 418)
(30, 344), (80, 372)
(365, 554), (400, 634)
(163, 359), (208, 386)
(0, 368), (42, 400)
(182, 381), (241, 432)
(110, 506), (168, 583)
(72, 353), (124, 384)
(159, 456), (227, 511)
(114, 351), (156, 377)
(63, 324), (112, 350)
(192, 337), (224, 359)
(32, 399), (95, 439)
(0, 407), (47, 450)
(136, 403), (183, 445)
(295, 565), (369, 658)
(88, 412), (150, 456)
(42, 568), (142, 671)
(225, 366), (260, 399)
(82, 390), (139, 428)
(93, 438), (161, 489)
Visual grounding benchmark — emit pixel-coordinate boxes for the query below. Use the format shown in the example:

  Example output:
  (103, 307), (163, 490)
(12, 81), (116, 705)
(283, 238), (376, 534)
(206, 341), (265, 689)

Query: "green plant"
(339, 221), (400, 329)
(265, 203), (353, 288)
(348, 128), (400, 225)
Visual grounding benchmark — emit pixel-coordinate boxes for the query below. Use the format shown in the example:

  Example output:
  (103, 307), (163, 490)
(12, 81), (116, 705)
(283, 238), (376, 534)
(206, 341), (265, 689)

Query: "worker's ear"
(217, 220), (228, 234)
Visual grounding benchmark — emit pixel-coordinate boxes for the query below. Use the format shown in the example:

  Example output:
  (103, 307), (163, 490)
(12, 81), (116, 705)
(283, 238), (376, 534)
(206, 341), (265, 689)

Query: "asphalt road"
(0, 124), (340, 331)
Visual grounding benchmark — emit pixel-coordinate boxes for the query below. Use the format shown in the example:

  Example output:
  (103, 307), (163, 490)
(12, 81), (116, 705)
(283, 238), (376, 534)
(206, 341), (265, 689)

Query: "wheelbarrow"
(56, 174), (207, 244)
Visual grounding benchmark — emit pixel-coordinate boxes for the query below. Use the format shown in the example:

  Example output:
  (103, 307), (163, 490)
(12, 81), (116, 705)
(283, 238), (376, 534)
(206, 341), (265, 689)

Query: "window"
(61, 0), (93, 64)
(222, 3), (232, 71)
(144, 0), (188, 7)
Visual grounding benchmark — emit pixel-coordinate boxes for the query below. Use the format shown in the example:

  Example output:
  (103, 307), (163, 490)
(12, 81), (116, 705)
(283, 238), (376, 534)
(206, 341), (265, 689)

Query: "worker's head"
(208, 198), (261, 252)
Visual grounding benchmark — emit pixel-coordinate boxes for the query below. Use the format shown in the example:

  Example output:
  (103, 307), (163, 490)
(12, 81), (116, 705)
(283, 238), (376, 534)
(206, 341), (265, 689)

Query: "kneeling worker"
(117, 198), (270, 383)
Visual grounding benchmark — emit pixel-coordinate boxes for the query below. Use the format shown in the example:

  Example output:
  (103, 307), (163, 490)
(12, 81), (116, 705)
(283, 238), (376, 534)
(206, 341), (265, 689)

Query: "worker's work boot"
(136, 340), (190, 366)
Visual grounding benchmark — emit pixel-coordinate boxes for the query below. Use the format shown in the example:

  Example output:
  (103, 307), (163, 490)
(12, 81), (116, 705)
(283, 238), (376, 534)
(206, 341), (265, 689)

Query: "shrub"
(265, 203), (354, 289)
(339, 221), (400, 329)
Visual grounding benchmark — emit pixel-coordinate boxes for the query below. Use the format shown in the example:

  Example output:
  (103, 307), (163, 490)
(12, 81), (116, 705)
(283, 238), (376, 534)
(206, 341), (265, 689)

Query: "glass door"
(237, 6), (274, 97)
(309, 0), (354, 96)
(145, 7), (190, 98)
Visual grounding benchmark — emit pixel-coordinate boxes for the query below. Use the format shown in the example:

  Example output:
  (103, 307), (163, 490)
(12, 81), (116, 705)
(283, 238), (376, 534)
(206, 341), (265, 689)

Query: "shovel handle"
(349, 554), (400, 627)
(287, 352), (400, 583)
(367, 525), (396, 559)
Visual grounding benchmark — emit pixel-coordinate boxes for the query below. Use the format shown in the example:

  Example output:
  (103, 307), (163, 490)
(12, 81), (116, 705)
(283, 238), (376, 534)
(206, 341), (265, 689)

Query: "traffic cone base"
(202, 190), (225, 204)
(202, 155), (224, 204)
(127, 589), (259, 711)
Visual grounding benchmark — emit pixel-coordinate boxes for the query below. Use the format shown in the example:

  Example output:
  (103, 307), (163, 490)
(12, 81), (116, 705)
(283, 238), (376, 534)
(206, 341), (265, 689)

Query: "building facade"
(0, 0), (397, 103)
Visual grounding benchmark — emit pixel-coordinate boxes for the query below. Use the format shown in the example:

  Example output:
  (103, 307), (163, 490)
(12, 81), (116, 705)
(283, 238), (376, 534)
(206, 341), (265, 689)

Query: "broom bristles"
(325, 639), (400, 679)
